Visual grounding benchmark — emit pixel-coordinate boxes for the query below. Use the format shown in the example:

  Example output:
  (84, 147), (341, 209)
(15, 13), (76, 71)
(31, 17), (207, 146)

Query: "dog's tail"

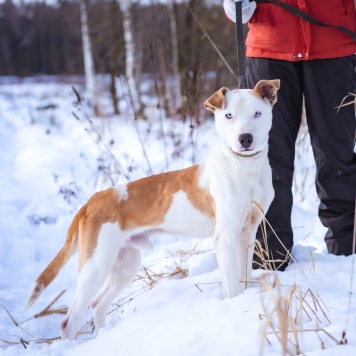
(25, 206), (84, 309)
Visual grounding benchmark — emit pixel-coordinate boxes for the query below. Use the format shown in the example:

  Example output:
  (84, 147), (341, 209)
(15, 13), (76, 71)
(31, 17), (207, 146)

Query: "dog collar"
(229, 147), (262, 158)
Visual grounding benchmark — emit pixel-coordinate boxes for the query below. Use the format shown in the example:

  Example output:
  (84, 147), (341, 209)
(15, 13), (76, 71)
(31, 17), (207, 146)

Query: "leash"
(254, 0), (356, 42)
(234, 0), (247, 89)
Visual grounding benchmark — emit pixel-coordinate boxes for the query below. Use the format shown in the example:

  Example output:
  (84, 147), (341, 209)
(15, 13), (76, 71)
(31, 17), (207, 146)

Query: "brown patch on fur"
(186, 165), (216, 219)
(35, 188), (121, 284)
(248, 90), (265, 104)
(33, 165), (215, 290)
(249, 208), (260, 226)
(251, 79), (280, 107)
(77, 188), (120, 268)
(118, 165), (215, 230)
(249, 201), (264, 226)
(204, 87), (229, 112)
(249, 210), (258, 226)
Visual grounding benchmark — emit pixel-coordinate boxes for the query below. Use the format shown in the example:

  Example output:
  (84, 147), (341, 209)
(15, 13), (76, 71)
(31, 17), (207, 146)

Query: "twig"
(336, 92), (356, 112)
(186, 5), (238, 81)
(119, 75), (154, 175)
(252, 200), (328, 312)
(35, 289), (67, 317)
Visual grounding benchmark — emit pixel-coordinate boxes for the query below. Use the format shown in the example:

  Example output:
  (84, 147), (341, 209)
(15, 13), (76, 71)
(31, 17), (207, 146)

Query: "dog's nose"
(238, 133), (253, 149)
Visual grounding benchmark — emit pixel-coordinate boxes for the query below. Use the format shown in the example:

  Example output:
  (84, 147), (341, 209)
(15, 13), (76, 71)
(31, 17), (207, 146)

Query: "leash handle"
(234, 0), (247, 89)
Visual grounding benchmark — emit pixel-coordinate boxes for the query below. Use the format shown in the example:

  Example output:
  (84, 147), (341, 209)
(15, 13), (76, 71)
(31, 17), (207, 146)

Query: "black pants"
(246, 56), (356, 269)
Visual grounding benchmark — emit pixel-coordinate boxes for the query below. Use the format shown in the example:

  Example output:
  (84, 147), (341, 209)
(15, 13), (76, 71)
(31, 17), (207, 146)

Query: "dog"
(25, 79), (280, 339)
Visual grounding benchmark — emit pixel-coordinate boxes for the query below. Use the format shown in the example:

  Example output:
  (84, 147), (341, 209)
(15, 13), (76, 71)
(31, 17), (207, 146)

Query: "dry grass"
(0, 244), (200, 348)
(1, 289), (96, 347)
(258, 276), (347, 355)
(307, 243), (316, 272)
(249, 200), (348, 355)
(1, 299), (66, 348)
(252, 201), (328, 311)
(253, 201), (355, 355)
(254, 225), (289, 273)
(337, 92), (356, 112)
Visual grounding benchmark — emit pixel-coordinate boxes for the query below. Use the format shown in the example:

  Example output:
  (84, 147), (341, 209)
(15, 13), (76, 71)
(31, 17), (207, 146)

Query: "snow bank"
(0, 78), (355, 355)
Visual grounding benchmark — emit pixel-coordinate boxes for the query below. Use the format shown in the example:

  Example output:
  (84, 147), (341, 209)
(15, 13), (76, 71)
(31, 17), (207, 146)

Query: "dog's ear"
(253, 80), (280, 107)
(204, 87), (229, 112)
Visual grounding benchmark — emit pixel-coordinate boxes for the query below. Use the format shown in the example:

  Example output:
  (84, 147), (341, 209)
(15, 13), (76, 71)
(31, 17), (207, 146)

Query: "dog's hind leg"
(61, 223), (124, 340)
(61, 263), (107, 339)
(91, 245), (141, 331)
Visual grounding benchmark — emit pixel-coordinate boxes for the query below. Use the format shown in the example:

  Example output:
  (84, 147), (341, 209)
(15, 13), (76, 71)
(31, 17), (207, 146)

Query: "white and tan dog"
(26, 79), (280, 339)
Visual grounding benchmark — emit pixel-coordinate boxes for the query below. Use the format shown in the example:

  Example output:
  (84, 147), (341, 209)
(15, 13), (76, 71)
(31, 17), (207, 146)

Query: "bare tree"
(109, 0), (120, 115)
(0, 0), (238, 104)
(80, 0), (101, 116)
(167, 1), (183, 113)
(119, 0), (143, 118)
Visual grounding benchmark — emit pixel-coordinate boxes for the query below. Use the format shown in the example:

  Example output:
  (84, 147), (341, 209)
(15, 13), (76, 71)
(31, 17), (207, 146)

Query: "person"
(223, 0), (356, 270)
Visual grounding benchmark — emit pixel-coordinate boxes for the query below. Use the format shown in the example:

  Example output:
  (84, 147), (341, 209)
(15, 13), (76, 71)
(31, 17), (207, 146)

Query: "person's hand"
(223, 0), (257, 24)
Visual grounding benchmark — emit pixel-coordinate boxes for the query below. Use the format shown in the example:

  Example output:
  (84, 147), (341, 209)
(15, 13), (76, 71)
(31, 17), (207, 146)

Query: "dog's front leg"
(214, 227), (241, 298)
(238, 222), (259, 290)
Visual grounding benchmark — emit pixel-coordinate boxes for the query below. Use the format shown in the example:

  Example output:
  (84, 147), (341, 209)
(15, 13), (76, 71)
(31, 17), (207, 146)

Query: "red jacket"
(246, 0), (356, 61)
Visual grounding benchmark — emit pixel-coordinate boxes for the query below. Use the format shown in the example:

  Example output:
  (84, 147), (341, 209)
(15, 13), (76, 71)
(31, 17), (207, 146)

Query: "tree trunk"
(109, 0), (120, 115)
(167, 1), (183, 113)
(119, 0), (143, 118)
(80, 0), (101, 116)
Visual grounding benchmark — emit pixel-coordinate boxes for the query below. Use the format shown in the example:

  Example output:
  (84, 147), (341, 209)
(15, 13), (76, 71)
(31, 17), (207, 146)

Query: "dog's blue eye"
(225, 113), (233, 119)
(254, 111), (262, 118)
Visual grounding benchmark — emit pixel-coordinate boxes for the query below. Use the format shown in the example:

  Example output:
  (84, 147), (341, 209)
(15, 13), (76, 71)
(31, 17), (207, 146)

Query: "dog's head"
(204, 79), (280, 157)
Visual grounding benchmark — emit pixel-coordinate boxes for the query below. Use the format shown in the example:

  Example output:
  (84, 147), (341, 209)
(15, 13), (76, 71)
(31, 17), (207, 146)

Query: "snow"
(0, 77), (355, 355)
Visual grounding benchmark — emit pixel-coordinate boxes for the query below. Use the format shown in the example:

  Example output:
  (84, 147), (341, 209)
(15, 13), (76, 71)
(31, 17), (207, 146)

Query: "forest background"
(0, 0), (246, 120)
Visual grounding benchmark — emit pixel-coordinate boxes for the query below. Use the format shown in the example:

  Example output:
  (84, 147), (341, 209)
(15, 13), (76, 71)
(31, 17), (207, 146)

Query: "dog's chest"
(217, 174), (264, 204)
(210, 158), (265, 192)
(203, 153), (270, 215)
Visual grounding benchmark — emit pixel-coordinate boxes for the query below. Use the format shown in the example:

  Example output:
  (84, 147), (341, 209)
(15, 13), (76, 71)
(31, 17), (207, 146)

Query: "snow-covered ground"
(0, 77), (355, 355)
